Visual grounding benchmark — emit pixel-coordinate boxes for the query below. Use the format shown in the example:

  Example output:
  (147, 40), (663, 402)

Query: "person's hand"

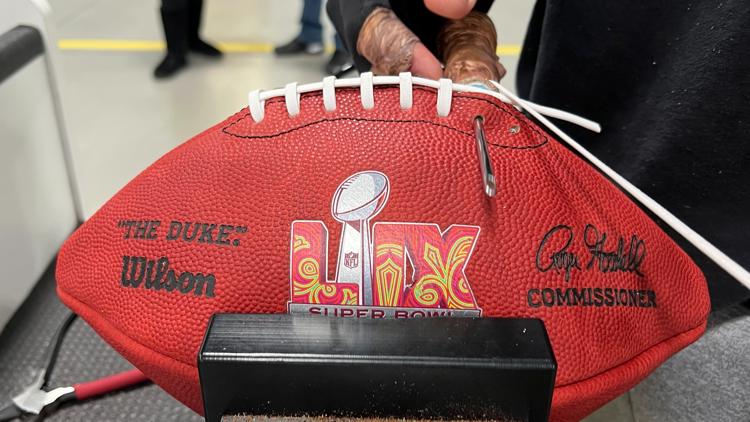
(355, 0), (506, 84)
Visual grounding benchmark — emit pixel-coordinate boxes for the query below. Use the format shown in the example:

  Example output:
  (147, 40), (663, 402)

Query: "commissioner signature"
(535, 224), (646, 281)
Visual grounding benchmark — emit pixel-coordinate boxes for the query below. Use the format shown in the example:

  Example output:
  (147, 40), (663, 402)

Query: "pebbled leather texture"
(56, 85), (710, 422)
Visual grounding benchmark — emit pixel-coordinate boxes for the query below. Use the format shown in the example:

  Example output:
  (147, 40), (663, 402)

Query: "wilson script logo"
(120, 256), (216, 297)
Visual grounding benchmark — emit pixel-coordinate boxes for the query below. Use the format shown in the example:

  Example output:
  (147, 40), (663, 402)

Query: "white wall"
(0, 0), (78, 328)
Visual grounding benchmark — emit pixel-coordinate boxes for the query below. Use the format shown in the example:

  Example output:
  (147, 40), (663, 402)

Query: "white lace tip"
(488, 80), (601, 133)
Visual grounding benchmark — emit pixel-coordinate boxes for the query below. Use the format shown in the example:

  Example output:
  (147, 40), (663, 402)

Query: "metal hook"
(473, 116), (497, 197)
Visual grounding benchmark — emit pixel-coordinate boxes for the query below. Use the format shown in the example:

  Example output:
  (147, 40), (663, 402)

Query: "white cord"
(518, 99), (601, 133)
(488, 80), (750, 289)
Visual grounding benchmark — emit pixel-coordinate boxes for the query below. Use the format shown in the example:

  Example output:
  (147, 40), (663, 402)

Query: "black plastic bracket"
(199, 314), (556, 422)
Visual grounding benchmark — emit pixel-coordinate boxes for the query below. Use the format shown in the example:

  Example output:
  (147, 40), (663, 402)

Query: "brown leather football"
(56, 74), (710, 421)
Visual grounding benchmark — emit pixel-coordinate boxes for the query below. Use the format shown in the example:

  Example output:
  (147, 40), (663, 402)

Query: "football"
(55, 74), (710, 421)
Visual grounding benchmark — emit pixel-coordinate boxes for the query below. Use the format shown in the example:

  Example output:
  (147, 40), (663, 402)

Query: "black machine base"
(198, 314), (556, 422)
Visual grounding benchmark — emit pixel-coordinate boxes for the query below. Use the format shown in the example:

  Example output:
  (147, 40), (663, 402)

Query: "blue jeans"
(299, 0), (343, 50)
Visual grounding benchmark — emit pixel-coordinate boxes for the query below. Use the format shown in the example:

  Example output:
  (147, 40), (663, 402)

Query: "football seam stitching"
(221, 86), (549, 150)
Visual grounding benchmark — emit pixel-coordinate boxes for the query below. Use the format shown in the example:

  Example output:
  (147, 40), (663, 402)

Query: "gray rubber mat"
(0, 260), (201, 422)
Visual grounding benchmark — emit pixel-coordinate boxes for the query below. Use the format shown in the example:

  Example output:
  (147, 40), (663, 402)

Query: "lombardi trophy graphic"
(331, 171), (390, 306)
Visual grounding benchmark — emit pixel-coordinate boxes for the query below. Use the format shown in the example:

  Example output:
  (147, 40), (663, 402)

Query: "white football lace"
(246, 72), (750, 288)
(248, 72), (601, 131)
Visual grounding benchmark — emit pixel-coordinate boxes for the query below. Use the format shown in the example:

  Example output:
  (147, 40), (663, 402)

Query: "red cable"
(73, 369), (149, 400)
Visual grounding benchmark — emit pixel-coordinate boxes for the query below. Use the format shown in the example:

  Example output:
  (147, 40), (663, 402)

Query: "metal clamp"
(473, 116), (497, 197)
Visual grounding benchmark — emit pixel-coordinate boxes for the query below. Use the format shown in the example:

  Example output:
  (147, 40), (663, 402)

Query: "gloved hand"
(327, 0), (506, 85)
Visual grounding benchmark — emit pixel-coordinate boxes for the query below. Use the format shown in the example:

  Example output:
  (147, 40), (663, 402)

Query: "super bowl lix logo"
(288, 171), (482, 318)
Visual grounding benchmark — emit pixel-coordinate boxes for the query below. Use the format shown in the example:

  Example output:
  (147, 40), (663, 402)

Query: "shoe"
(154, 7), (189, 79)
(326, 49), (354, 77)
(154, 53), (187, 78)
(189, 39), (222, 57)
(275, 37), (323, 55)
(187, 0), (222, 58)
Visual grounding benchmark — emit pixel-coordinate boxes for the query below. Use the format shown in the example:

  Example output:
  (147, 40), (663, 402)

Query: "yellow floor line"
(58, 39), (521, 56)
(59, 39), (164, 51)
